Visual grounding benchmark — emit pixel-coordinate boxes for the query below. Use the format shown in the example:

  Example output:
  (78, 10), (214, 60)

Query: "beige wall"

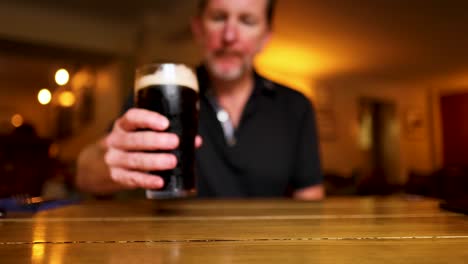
(323, 82), (433, 183)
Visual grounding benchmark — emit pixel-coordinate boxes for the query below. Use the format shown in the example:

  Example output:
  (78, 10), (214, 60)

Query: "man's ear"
(256, 31), (272, 53)
(191, 16), (203, 44)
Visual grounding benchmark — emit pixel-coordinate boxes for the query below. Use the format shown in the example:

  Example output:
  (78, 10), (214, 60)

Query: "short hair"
(197, 0), (277, 28)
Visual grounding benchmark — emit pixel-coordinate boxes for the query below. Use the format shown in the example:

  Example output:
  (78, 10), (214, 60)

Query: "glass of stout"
(134, 63), (199, 199)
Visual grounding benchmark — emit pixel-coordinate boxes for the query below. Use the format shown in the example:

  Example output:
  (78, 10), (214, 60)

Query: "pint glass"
(134, 63), (199, 199)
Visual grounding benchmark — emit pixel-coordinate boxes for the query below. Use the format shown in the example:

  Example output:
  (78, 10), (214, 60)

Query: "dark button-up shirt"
(195, 66), (322, 197)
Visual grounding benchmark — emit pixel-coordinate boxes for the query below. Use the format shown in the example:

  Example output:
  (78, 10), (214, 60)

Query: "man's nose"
(222, 21), (238, 44)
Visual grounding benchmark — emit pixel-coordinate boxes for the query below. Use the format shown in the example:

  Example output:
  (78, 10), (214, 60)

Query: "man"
(76, 0), (324, 200)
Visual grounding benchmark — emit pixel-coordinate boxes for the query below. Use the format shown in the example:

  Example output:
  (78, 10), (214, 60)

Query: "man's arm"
(75, 108), (177, 195)
(290, 95), (325, 200)
(75, 108), (202, 195)
(293, 184), (325, 200)
(75, 138), (125, 195)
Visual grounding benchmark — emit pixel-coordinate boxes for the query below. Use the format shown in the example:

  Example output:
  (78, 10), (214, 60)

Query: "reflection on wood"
(1, 239), (467, 264)
(0, 197), (467, 263)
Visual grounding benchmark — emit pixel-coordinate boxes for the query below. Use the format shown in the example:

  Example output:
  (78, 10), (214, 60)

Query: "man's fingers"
(105, 149), (177, 171)
(109, 168), (164, 189)
(116, 108), (169, 132)
(107, 131), (179, 151)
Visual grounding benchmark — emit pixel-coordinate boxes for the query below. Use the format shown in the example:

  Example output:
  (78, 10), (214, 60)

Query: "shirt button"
(217, 110), (229, 123)
(228, 137), (237, 146)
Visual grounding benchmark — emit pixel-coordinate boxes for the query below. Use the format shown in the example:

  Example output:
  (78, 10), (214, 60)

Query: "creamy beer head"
(135, 63), (199, 93)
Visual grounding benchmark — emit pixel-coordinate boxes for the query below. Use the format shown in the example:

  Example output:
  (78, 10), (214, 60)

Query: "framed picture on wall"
(315, 86), (337, 141)
(316, 109), (337, 141)
(404, 108), (425, 140)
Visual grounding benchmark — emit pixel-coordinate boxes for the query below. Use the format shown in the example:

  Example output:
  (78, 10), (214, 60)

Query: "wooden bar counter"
(1, 196), (467, 263)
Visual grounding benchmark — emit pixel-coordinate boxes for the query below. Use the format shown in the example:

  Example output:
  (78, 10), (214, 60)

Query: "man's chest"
(198, 104), (298, 180)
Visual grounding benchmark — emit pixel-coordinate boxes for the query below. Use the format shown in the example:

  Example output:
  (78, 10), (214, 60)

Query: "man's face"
(193, 0), (271, 81)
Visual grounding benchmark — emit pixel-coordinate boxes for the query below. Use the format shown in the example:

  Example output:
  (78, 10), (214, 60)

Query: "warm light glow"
(440, 71), (468, 88)
(254, 39), (340, 100)
(55, 68), (70, 86)
(31, 221), (46, 263)
(49, 244), (65, 264)
(58, 91), (76, 107)
(32, 244), (45, 262)
(255, 39), (340, 77)
(37, 89), (52, 105)
(11, 114), (24, 127)
(71, 68), (96, 92)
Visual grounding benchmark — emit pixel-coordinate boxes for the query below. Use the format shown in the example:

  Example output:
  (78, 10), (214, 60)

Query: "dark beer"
(134, 64), (199, 198)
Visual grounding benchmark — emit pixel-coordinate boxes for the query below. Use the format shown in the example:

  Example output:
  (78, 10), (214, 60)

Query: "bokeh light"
(58, 91), (76, 107)
(37, 89), (52, 105)
(55, 69), (70, 86)
(11, 114), (24, 127)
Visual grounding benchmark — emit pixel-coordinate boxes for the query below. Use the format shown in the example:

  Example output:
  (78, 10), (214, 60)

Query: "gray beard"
(206, 59), (251, 82)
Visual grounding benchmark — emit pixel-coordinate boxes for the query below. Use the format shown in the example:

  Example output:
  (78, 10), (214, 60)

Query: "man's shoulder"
(259, 76), (312, 108)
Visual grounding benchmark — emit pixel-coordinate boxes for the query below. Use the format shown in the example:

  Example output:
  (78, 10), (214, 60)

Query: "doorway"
(358, 98), (401, 194)
(440, 93), (468, 166)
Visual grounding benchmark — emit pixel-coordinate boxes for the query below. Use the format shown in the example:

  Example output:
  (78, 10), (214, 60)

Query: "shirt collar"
(197, 65), (277, 98)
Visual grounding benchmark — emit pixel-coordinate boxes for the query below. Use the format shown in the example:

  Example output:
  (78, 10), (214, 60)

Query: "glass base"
(145, 189), (196, 199)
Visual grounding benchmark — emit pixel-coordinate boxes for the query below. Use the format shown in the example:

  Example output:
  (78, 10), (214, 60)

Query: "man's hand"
(293, 184), (325, 200)
(102, 108), (202, 190)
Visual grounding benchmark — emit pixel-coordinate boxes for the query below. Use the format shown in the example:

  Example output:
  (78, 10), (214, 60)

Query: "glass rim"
(134, 62), (199, 92)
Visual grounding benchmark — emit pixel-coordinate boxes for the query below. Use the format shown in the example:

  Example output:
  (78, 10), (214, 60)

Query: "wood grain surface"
(1, 196), (466, 263)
